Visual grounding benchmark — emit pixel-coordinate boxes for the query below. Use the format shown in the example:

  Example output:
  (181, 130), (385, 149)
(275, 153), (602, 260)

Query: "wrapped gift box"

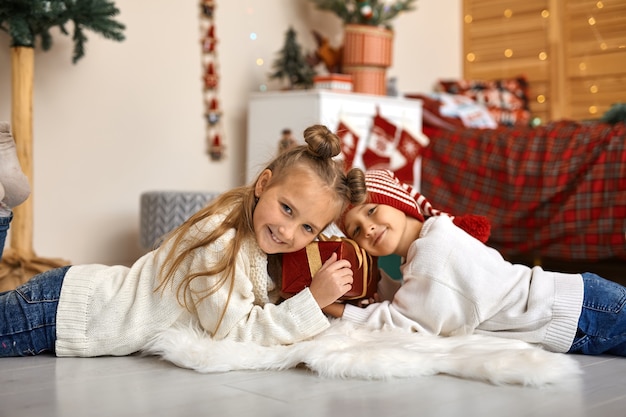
(313, 74), (353, 92)
(281, 238), (379, 302)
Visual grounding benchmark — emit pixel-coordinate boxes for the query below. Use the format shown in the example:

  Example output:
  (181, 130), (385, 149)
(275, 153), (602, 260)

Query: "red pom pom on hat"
(452, 214), (491, 243)
(364, 170), (491, 243)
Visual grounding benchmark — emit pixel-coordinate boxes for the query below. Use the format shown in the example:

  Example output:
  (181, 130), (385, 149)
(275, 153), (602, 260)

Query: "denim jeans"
(568, 272), (626, 355)
(0, 214), (69, 356)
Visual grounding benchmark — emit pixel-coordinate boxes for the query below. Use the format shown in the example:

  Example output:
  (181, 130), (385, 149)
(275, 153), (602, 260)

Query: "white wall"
(0, 0), (461, 265)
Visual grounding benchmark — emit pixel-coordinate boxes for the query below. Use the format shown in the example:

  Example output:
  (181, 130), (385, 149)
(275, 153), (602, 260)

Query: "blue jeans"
(0, 215), (69, 356)
(568, 272), (626, 356)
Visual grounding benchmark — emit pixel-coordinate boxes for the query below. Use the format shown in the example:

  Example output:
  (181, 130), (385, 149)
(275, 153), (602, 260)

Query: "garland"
(200, 0), (224, 161)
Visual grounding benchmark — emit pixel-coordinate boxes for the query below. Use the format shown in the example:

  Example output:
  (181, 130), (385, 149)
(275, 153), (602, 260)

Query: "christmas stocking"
(336, 119), (361, 170)
(361, 112), (396, 170)
(393, 127), (429, 185)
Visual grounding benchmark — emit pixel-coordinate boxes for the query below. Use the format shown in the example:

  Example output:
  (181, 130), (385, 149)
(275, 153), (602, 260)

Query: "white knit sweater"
(55, 213), (330, 357)
(342, 215), (584, 353)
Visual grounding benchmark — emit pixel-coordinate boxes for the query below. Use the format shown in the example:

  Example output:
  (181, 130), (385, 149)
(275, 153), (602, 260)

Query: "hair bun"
(302, 124), (341, 159)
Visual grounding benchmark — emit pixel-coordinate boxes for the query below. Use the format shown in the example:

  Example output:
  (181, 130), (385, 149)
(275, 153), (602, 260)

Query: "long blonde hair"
(155, 124), (366, 329)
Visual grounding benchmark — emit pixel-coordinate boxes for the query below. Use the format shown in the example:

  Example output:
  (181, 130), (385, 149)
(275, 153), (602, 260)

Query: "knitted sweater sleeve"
(342, 218), (481, 335)
(342, 216), (583, 352)
(342, 268), (479, 335)
(188, 225), (329, 346)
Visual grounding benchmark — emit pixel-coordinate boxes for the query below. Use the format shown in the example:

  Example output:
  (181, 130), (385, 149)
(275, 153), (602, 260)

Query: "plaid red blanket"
(420, 121), (626, 261)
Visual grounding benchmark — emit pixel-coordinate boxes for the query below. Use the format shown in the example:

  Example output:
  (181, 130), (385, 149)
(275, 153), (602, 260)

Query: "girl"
(333, 168), (626, 356)
(0, 122), (366, 357)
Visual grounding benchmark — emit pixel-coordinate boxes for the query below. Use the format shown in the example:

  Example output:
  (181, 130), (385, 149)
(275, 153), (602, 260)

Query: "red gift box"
(281, 237), (379, 301)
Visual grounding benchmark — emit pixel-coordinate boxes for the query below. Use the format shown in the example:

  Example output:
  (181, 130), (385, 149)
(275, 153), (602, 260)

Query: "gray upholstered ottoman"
(140, 191), (220, 250)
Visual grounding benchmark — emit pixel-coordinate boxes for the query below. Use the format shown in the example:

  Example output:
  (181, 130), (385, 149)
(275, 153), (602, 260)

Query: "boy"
(329, 169), (626, 356)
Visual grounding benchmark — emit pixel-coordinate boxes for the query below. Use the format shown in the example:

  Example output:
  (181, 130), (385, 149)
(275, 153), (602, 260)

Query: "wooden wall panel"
(463, 0), (551, 123)
(463, 0), (626, 123)
(562, 1), (626, 119)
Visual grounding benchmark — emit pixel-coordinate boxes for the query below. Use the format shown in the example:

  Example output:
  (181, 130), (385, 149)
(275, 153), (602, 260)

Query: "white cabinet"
(246, 90), (422, 183)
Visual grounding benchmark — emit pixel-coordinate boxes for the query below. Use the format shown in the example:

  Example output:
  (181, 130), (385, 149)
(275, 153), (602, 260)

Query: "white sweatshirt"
(55, 213), (330, 357)
(342, 215), (584, 353)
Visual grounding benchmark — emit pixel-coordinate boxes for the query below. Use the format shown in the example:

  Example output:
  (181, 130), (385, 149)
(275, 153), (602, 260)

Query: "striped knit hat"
(351, 169), (491, 243)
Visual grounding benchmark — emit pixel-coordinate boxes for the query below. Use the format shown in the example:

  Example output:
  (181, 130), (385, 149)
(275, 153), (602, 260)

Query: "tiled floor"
(2, 353), (625, 417)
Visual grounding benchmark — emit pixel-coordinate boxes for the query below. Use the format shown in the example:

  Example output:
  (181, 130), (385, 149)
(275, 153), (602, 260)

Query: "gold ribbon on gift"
(304, 235), (372, 299)
(320, 234), (367, 264)
(305, 244), (324, 277)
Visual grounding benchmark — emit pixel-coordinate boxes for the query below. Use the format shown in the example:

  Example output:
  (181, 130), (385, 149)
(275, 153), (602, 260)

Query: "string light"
(464, 2), (622, 119)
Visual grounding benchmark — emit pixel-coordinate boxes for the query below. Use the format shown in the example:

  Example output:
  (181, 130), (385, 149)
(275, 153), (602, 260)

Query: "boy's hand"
(356, 293), (380, 307)
(322, 302), (345, 318)
(308, 252), (353, 308)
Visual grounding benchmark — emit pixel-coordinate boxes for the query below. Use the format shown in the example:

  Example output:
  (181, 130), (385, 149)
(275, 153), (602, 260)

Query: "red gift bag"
(281, 237), (380, 301)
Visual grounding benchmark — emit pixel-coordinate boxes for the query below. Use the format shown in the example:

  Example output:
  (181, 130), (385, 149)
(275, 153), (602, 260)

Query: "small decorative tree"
(269, 27), (316, 89)
(0, 0), (125, 287)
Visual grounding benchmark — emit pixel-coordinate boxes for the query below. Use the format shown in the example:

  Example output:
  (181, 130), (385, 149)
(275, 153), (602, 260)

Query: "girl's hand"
(308, 252), (353, 308)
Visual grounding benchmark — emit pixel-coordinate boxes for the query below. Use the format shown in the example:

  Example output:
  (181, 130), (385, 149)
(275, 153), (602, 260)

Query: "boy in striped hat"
(347, 169), (491, 245)
(328, 169), (626, 357)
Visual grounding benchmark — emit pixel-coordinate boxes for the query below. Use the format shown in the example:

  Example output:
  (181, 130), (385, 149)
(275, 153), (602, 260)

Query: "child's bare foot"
(0, 122), (31, 210)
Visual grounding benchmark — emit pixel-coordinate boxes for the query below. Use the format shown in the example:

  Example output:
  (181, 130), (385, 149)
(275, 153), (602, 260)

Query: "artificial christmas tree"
(269, 27), (316, 90)
(308, 0), (417, 28)
(0, 0), (125, 288)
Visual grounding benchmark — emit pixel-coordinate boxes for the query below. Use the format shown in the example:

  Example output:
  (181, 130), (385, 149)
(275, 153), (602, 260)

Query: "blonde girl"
(0, 122), (365, 357)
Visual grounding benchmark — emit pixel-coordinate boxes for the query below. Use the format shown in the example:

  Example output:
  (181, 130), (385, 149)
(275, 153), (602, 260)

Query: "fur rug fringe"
(142, 320), (582, 388)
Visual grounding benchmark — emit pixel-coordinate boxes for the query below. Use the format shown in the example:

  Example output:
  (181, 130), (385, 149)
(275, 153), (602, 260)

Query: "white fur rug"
(142, 320), (581, 388)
